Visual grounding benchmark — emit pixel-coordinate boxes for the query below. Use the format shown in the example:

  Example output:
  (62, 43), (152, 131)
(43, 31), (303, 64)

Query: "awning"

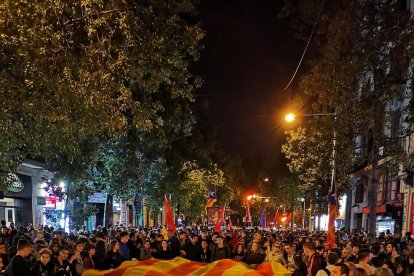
(362, 204), (386, 214)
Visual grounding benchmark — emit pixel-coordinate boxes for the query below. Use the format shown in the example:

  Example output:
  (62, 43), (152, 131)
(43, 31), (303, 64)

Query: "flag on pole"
(161, 226), (169, 240)
(164, 195), (176, 234)
(205, 186), (217, 210)
(214, 205), (225, 233)
(230, 230), (239, 248)
(228, 216), (234, 230)
(259, 210), (266, 228)
(327, 191), (336, 249)
(274, 210), (280, 228)
(245, 204), (251, 225)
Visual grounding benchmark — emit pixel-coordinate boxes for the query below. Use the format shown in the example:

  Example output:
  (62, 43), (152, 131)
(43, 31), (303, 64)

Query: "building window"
(390, 179), (400, 202)
(377, 174), (386, 203)
(355, 180), (365, 203)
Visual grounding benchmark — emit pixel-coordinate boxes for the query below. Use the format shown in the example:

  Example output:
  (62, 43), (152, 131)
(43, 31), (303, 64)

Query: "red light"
(247, 195), (253, 201)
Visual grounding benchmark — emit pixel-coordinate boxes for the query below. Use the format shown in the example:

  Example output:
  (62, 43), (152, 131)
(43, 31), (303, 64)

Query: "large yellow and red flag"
(164, 195), (176, 234)
(83, 257), (292, 276)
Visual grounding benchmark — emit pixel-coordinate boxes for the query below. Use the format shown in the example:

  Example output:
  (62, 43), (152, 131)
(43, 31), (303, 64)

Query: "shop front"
(1, 173), (33, 227)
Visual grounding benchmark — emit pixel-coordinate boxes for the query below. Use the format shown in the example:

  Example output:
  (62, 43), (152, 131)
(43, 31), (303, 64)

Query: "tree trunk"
(367, 143), (378, 240)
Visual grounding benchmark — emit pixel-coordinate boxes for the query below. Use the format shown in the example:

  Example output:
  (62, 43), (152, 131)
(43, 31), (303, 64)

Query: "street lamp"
(284, 113), (296, 123)
(300, 198), (305, 229)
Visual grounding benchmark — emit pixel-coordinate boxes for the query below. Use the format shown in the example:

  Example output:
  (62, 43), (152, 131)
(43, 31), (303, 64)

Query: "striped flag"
(83, 257), (292, 275)
(327, 191), (336, 249)
(228, 216), (234, 230)
(205, 186), (217, 210)
(164, 195), (176, 234)
(161, 226), (168, 240)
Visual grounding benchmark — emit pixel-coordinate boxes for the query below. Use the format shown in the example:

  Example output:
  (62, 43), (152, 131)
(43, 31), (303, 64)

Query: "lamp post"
(300, 198), (305, 229)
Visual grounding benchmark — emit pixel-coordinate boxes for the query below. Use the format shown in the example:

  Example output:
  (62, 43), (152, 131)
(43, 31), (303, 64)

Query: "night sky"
(195, 0), (305, 163)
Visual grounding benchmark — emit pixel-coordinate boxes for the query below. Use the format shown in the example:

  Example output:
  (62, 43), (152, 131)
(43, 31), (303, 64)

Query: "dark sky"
(195, 0), (305, 162)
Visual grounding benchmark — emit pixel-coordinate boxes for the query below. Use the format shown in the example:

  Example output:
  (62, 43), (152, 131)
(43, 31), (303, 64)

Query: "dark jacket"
(31, 260), (54, 276)
(211, 245), (232, 262)
(243, 249), (265, 265)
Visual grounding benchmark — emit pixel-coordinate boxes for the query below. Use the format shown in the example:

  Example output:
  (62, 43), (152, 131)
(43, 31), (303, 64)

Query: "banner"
(164, 196), (176, 233)
(207, 207), (221, 225)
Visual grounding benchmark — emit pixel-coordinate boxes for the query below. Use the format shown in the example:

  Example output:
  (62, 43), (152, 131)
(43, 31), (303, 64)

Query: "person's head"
(385, 242), (395, 254)
(373, 267), (389, 276)
(342, 247), (352, 260)
(284, 243), (294, 255)
(201, 230), (207, 239)
(120, 231), (129, 243)
(156, 234), (164, 242)
(95, 232), (104, 241)
(303, 242), (315, 256)
(332, 263), (350, 276)
(17, 239), (33, 257)
(216, 236), (224, 247)
(251, 241), (258, 252)
(38, 248), (52, 266)
(271, 242), (281, 253)
(179, 232), (187, 241)
(74, 241), (84, 253)
(86, 244), (95, 256)
(201, 240), (208, 249)
(0, 242), (6, 253)
(161, 240), (168, 250)
(144, 240), (151, 249)
(357, 251), (370, 264)
(190, 233), (198, 245)
(352, 245), (359, 256)
(49, 240), (60, 253)
(370, 244), (381, 256)
(236, 243), (244, 253)
(110, 240), (119, 252)
(58, 247), (70, 261)
(327, 252), (339, 265)
(345, 262), (357, 276)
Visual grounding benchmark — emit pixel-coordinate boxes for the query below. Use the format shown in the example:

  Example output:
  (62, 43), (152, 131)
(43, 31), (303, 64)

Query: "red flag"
(327, 191), (336, 249)
(214, 206), (225, 233)
(164, 196), (176, 234)
(230, 230), (239, 248)
(274, 212), (279, 228)
(245, 204), (251, 225)
(228, 216), (234, 230)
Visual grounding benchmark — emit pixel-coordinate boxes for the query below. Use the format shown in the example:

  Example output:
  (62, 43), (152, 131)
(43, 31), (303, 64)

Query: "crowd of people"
(0, 220), (413, 276)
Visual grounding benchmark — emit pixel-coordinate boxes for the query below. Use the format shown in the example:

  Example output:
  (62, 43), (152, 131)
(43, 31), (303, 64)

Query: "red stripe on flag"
(104, 259), (161, 276)
(203, 259), (238, 276)
(164, 196), (176, 233)
(327, 203), (336, 249)
(167, 261), (205, 274)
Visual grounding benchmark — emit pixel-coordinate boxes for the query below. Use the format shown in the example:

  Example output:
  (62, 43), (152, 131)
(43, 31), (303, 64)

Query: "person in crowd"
(0, 242), (10, 268)
(156, 240), (173, 260)
(200, 240), (211, 263)
(265, 242), (284, 263)
(7, 239), (33, 275)
(284, 243), (297, 271)
(31, 248), (54, 276)
(49, 240), (61, 258)
(316, 252), (339, 276)
(233, 242), (245, 261)
(292, 255), (307, 276)
(167, 230), (181, 258)
(106, 240), (124, 269)
(243, 241), (265, 265)
(211, 236), (231, 262)
(355, 249), (375, 275)
(303, 242), (322, 276)
(51, 247), (76, 276)
(181, 233), (202, 261)
(119, 231), (131, 261)
(331, 263), (350, 276)
(140, 240), (153, 261)
(93, 232), (106, 270)
(83, 244), (96, 270)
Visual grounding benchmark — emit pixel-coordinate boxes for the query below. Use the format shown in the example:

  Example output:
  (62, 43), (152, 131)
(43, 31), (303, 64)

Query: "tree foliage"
(283, 0), (414, 233)
(0, 0), (203, 189)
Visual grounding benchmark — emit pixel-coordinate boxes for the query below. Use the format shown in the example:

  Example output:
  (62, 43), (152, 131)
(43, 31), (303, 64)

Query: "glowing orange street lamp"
(284, 112), (296, 123)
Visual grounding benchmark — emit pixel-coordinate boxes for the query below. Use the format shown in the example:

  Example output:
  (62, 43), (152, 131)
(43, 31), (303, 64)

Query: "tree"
(0, 0), (204, 188)
(284, 0), (413, 238)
